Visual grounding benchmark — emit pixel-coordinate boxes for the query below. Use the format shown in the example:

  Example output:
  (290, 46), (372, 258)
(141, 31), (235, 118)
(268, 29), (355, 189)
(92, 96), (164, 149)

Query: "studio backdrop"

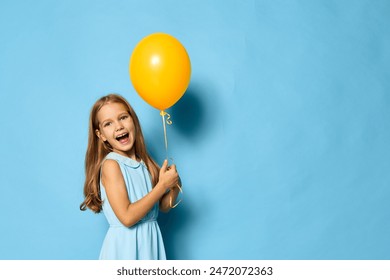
(0, 0), (389, 259)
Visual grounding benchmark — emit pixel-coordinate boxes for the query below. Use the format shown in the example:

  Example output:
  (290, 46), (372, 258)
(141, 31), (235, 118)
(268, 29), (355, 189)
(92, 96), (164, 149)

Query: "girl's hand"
(159, 160), (179, 190)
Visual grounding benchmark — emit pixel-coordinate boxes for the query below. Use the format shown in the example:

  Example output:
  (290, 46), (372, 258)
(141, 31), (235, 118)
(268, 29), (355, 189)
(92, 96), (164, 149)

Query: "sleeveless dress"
(99, 152), (166, 260)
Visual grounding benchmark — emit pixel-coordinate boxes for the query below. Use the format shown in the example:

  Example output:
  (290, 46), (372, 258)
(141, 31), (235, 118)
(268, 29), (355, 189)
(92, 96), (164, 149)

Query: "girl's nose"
(115, 122), (124, 131)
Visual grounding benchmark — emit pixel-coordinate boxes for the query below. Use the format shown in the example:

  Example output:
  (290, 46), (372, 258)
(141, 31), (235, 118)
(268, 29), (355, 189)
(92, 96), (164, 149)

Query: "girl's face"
(96, 102), (136, 159)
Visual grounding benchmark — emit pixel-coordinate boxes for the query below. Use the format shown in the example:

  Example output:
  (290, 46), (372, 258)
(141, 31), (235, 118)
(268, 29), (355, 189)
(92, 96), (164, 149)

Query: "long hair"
(80, 94), (160, 213)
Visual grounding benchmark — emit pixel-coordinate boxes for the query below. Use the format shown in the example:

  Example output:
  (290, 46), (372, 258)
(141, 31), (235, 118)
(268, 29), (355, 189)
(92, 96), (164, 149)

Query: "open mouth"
(116, 132), (129, 144)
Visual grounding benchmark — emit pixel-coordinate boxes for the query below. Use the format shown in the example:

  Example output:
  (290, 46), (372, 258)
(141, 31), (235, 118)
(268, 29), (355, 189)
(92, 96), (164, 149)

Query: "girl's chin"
(112, 144), (135, 155)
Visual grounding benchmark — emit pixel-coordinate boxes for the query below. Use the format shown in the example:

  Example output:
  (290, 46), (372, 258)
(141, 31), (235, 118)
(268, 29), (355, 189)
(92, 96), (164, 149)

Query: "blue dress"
(99, 152), (166, 260)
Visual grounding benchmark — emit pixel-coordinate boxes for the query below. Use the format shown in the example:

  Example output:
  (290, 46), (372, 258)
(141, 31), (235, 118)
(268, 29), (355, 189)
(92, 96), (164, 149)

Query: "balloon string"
(160, 110), (183, 208)
(160, 110), (172, 160)
(170, 184), (183, 208)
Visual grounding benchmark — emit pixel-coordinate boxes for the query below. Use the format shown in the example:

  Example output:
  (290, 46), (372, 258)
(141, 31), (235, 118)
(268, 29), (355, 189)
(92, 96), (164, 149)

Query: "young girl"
(80, 93), (181, 260)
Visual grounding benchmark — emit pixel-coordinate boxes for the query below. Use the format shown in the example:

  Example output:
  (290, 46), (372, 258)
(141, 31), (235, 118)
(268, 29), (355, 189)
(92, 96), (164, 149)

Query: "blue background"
(1, 0), (389, 259)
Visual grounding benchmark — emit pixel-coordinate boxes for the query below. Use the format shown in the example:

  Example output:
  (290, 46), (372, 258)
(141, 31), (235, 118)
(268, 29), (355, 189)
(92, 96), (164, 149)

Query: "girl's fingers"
(161, 159), (168, 172)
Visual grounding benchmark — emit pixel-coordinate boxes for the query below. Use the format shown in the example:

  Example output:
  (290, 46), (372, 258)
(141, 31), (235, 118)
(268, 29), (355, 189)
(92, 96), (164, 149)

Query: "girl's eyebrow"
(100, 118), (112, 125)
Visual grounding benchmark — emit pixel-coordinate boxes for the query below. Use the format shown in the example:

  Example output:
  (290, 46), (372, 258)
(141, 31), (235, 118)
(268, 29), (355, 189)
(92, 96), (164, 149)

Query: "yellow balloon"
(129, 33), (191, 111)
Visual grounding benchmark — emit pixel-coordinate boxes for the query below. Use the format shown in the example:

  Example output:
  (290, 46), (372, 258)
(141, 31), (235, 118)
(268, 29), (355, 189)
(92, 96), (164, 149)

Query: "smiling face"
(95, 102), (136, 159)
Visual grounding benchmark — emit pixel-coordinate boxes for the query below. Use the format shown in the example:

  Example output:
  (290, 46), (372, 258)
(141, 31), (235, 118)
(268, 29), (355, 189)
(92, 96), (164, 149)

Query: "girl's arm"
(159, 177), (181, 212)
(101, 159), (178, 227)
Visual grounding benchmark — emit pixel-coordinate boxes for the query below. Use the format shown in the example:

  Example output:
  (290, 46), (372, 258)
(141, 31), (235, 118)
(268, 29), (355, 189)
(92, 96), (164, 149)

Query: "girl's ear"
(95, 129), (107, 142)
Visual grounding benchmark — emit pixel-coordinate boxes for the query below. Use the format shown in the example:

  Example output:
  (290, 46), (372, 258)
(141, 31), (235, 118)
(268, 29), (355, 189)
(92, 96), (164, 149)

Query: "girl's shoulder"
(100, 158), (125, 189)
(101, 158), (121, 176)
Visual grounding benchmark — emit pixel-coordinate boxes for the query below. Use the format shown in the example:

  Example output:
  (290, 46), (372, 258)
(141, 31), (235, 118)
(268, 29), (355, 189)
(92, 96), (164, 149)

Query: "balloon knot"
(160, 110), (172, 125)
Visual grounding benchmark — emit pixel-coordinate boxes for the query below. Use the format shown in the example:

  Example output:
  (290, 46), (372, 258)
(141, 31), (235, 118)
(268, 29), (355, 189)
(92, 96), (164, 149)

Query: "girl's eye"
(103, 122), (112, 127)
(120, 115), (129, 120)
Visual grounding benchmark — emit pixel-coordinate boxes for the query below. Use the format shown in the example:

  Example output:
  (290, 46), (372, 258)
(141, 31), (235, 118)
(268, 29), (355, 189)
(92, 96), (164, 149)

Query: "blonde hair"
(80, 94), (159, 213)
